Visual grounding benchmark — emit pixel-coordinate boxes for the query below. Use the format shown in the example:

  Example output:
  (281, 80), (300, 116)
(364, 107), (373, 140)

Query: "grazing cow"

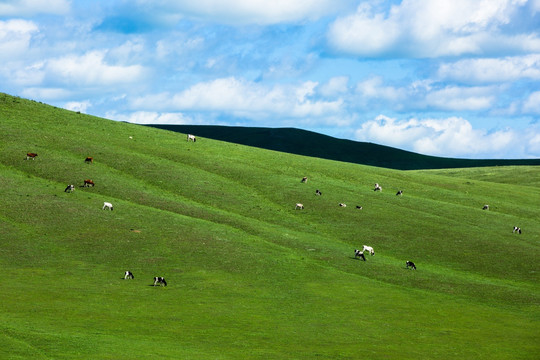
(339, 203), (347, 207)
(301, 176), (308, 183)
(396, 190), (403, 196)
(406, 261), (416, 270)
(102, 202), (113, 211)
(83, 179), (95, 187)
(483, 205), (489, 210)
(354, 249), (366, 261)
(295, 203), (304, 210)
(85, 157), (93, 164)
(25, 153), (38, 160)
(124, 271), (134, 279)
(362, 245), (375, 256)
(513, 226), (522, 234)
(187, 134), (196, 142)
(315, 189), (322, 196)
(356, 205), (363, 210)
(153, 276), (167, 286)
(64, 184), (75, 193)
(374, 183), (382, 192)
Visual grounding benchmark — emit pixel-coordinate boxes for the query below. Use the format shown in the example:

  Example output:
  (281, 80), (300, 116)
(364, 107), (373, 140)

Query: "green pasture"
(0, 93), (539, 359)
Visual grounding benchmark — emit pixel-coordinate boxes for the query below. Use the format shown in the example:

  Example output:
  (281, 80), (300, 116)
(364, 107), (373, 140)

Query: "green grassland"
(0, 93), (539, 359)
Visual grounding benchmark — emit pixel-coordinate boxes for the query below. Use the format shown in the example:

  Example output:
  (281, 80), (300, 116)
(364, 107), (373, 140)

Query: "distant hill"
(147, 125), (540, 170)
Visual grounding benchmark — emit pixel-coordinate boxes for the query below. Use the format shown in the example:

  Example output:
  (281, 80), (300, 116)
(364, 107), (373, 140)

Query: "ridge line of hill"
(147, 124), (540, 170)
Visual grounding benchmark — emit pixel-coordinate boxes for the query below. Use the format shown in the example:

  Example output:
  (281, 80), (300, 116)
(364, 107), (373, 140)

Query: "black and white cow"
(354, 249), (366, 261)
(406, 261), (416, 270)
(153, 276), (167, 286)
(124, 271), (134, 279)
(483, 205), (489, 210)
(315, 189), (322, 196)
(339, 203), (347, 207)
(301, 176), (308, 183)
(396, 190), (403, 196)
(374, 183), (382, 192)
(356, 205), (363, 210)
(64, 184), (75, 193)
(513, 226), (522, 234)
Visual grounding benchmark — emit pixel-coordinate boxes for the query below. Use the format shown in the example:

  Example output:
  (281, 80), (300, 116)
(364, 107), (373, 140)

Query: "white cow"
(102, 202), (114, 211)
(362, 245), (375, 256)
(187, 134), (196, 142)
(295, 203), (304, 210)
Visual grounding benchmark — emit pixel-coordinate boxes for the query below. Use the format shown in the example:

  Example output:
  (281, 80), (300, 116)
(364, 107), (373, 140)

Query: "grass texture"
(0, 93), (539, 359)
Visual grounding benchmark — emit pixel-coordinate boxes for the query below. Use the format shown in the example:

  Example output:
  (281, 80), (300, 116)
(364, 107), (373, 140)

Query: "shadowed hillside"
(148, 124), (540, 170)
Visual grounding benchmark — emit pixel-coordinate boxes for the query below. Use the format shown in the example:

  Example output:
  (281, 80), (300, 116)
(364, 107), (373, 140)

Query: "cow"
(295, 203), (304, 210)
(354, 249), (366, 261)
(396, 190), (403, 196)
(83, 179), (95, 187)
(153, 276), (167, 286)
(513, 226), (522, 234)
(356, 205), (363, 210)
(64, 184), (75, 193)
(315, 189), (322, 196)
(339, 203), (347, 207)
(374, 183), (382, 192)
(25, 153), (38, 160)
(102, 202), (113, 211)
(301, 176), (308, 183)
(406, 261), (416, 270)
(124, 271), (134, 279)
(187, 134), (196, 142)
(85, 157), (93, 164)
(483, 205), (489, 210)
(362, 245), (374, 256)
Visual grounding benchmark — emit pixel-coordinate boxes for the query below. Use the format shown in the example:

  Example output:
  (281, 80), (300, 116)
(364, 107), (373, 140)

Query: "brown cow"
(85, 157), (93, 164)
(83, 179), (95, 187)
(26, 153), (38, 160)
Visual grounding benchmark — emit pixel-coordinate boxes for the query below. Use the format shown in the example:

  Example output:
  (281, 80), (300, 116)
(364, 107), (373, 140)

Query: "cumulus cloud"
(105, 111), (192, 125)
(0, 19), (38, 60)
(131, 77), (344, 120)
(45, 51), (147, 87)
(522, 91), (540, 114)
(0, 0), (70, 16)
(423, 86), (496, 111)
(143, 0), (355, 25)
(327, 0), (539, 57)
(354, 115), (522, 158)
(438, 54), (540, 83)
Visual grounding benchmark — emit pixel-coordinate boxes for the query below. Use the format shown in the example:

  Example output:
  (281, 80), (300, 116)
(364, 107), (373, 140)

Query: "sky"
(1, 0), (540, 159)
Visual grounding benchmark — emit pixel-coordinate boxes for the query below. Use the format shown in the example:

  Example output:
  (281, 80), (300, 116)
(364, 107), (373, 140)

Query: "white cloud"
(438, 54), (540, 83)
(146, 0), (355, 25)
(21, 87), (71, 100)
(0, 0), (70, 16)
(45, 51), (147, 87)
(356, 76), (406, 100)
(131, 77), (344, 120)
(424, 86), (496, 111)
(106, 111), (191, 125)
(522, 91), (540, 114)
(319, 76), (349, 97)
(327, 0), (538, 57)
(0, 19), (38, 60)
(354, 115), (521, 158)
(64, 101), (91, 113)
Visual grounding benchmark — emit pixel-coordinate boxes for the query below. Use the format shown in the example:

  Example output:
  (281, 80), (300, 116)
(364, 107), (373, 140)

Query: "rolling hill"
(148, 124), (540, 170)
(1, 93), (539, 359)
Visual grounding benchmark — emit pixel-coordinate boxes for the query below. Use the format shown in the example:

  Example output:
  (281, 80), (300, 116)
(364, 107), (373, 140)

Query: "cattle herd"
(23, 144), (525, 287)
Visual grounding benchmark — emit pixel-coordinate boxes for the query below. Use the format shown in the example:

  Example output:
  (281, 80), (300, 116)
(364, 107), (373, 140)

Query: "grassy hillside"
(1, 93), (539, 359)
(149, 124), (540, 170)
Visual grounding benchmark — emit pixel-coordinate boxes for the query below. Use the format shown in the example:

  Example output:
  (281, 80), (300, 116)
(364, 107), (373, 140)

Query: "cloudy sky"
(2, 0), (540, 159)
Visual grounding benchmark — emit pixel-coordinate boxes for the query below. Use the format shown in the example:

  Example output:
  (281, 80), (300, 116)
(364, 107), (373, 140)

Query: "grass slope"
(149, 124), (540, 170)
(1, 93), (539, 359)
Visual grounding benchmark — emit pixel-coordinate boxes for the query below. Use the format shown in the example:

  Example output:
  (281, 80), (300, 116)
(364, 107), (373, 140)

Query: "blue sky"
(1, 0), (540, 159)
